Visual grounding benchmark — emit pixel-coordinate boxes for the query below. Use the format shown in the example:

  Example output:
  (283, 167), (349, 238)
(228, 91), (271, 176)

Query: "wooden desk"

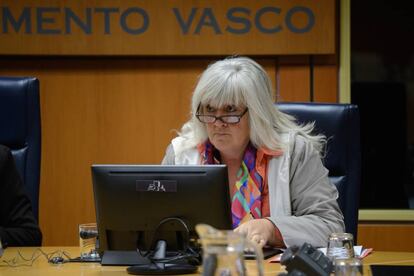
(363, 251), (414, 275)
(1, 247), (414, 275)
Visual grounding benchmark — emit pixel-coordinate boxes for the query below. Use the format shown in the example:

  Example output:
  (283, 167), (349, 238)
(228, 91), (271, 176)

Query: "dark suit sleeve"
(0, 146), (42, 247)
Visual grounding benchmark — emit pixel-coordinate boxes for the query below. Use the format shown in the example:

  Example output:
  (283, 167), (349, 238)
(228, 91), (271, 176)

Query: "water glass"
(326, 233), (355, 261)
(335, 258), (363, 276)
(79, 222), (100, 260)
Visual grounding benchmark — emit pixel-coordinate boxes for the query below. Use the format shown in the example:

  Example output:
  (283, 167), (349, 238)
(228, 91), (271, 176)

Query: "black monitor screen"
(92, 164), (232, 257)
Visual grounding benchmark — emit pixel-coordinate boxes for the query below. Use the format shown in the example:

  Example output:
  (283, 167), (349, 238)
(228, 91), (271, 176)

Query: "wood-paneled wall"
(358, 223), (414, 252)
(0, 56), (337, 245)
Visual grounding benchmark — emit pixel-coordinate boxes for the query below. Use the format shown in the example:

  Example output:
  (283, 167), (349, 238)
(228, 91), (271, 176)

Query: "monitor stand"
(126, 240), (197, 275)
(101, 250), (152, 266)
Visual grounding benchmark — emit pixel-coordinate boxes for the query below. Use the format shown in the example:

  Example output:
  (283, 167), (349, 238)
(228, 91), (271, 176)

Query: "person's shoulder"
(287, 132), (316, 159)
(171, 136), (198, 153)
(163, 136), (197, 164)
(0, 145), (11, 173)
(0, 144), (12, 163)
(292, 132), (309, 147)
(171, 136), (187, 146)
(281, 131), (307, 149)
(162, 143), (176, 165)
(0, 144), (10, 154)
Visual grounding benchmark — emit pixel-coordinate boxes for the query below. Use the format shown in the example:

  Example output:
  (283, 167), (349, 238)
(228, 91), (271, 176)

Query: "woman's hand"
(234, 218), (284, 247)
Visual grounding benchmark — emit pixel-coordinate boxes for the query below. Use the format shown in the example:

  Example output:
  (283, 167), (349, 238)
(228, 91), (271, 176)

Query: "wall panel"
(313, 64), (338, 102)
(276, 56), (311, 102)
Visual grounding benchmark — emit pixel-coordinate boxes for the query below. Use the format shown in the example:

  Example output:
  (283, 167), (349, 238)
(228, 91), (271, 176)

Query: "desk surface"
(1, 247), (414, 276)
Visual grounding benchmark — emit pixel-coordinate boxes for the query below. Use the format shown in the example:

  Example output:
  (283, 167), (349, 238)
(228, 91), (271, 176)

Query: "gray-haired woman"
(162, 56), (344, 248)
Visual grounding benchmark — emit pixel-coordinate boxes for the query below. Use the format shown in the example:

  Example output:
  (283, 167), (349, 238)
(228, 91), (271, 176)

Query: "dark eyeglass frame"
(196, 107), (248, 124)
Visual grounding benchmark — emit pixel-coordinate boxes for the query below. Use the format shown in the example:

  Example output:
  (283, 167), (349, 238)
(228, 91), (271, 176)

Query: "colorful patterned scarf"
(199, 141), (264, 228)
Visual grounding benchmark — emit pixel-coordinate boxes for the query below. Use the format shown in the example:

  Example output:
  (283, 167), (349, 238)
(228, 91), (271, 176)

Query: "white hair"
(177, 56), (326, 156)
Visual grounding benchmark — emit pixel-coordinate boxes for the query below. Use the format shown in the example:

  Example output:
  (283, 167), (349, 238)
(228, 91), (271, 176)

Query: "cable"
(136, 217), (201, 265)
(146, 217), (191, 254)
(0, 248), (72, 267)
(136, 242), (200, 265)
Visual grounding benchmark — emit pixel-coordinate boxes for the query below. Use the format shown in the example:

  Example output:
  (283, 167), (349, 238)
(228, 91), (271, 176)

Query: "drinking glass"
(326, 233), (355, 261)
(79, 222), (100, 260)
(334, 257), (363, 276)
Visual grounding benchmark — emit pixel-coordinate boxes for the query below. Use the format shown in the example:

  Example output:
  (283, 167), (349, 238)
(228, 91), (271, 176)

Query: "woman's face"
(200, 104), (250, 158)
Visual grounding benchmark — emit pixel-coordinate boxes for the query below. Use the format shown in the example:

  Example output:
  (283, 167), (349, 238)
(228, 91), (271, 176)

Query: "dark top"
(0, 145), (42, 247)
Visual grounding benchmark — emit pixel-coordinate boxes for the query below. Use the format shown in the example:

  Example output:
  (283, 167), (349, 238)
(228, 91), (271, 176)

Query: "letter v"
(172, 7), (197, 34)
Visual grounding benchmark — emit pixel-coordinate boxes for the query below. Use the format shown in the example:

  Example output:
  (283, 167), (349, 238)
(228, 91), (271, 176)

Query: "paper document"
(319, 245), (372, 258)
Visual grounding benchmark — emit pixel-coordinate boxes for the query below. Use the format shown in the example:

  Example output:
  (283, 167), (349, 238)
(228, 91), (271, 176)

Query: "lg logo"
(147, 180), (166, 192)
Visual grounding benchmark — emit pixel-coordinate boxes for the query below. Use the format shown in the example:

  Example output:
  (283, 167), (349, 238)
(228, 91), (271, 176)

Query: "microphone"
(79, 229), (98, 239)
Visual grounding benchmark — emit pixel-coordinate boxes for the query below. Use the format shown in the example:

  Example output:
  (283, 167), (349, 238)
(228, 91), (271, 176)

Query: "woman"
(162, 56), (344, 248)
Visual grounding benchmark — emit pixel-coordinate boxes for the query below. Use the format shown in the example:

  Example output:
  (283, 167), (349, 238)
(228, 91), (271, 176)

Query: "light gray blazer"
(162, 132), (345, 247)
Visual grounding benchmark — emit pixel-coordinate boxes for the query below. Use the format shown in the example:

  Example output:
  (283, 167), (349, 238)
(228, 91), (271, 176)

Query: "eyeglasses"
(196, 108), (248, 124)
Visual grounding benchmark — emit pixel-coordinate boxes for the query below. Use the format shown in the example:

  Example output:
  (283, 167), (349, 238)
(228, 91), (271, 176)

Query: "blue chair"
(0, 77), (41, 222)
(278, 102), (361, 242)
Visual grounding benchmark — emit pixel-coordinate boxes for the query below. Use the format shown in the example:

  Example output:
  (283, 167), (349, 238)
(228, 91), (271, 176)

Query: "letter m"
(2, 7), (31, 33)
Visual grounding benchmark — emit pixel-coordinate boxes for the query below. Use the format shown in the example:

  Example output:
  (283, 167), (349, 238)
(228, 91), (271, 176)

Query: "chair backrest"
(0, 77), (41, 221)
(278, 102), (361, 241)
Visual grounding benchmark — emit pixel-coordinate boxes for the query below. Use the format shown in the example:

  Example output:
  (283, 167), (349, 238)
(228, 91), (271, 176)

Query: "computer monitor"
(91, 164), (232, 265)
